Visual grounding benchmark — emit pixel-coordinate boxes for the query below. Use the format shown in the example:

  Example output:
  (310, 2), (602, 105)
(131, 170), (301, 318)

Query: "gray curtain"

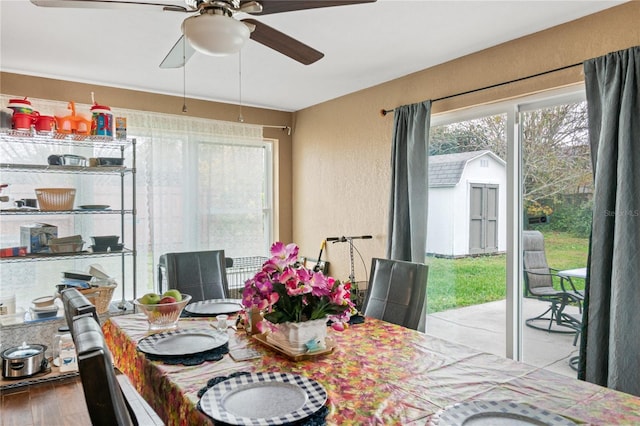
(581, 46), (640, 396)
(386, 100), (431, 262)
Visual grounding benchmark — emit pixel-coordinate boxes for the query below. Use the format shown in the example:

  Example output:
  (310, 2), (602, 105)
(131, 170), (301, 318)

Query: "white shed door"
(469, 183), (499, 254)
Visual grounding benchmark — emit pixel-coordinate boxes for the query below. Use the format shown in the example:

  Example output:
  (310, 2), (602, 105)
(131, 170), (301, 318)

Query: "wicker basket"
(78, 285), (116, 314)
(35, 188), (76, 211)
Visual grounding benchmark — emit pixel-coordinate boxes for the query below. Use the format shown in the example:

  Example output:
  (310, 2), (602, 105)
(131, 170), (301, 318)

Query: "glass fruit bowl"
(133, 293), (191, 331)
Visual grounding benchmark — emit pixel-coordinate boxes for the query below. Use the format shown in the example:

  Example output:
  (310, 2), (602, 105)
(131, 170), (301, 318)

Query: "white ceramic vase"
(266, 317), (328, 354)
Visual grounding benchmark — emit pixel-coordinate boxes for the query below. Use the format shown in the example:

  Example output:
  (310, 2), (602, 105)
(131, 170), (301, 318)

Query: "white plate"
(184, 299), (243, 316)
(436, 401), (577, 426)
(200, 372), (327, 425)
(137, 328), (228, 357)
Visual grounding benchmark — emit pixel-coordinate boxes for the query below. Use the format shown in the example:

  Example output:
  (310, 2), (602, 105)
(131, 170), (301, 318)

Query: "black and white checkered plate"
(434, 400), (577, 425)
(137, 328), (228, 357)
(184, 299), (243, 316)
(200, 372), (327, 425)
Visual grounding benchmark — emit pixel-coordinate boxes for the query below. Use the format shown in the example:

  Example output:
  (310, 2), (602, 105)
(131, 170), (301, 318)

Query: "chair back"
(61, 288), (98, 338)
(73, 315), (134, 426)
(363, 258), (428, 331)
(523, 230), (554, 293)
(158, 250), (230, 302)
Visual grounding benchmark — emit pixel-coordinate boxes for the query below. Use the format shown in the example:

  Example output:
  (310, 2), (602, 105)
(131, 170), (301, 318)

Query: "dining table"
(102, 313), (640, 425)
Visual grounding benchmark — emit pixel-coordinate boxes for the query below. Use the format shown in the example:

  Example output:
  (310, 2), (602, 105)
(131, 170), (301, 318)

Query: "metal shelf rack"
(0, 129), (137, 307)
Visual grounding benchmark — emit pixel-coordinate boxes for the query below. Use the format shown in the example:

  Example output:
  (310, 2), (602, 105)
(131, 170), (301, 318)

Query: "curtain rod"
(262, 124), (292, 135)
(380, 61), (583, 116)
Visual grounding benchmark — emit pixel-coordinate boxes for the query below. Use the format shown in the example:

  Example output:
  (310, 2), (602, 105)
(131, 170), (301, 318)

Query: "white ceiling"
(0, 0), (626, 112)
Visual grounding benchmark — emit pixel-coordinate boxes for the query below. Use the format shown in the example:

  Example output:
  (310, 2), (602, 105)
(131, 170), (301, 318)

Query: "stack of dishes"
(55, 271), (93, 293)
(30, 296), (59, 320)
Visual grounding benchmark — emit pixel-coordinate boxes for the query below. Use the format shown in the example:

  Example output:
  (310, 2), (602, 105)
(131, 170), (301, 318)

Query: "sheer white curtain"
(121, 107), (267, 296)
(1, 95), (267, 304)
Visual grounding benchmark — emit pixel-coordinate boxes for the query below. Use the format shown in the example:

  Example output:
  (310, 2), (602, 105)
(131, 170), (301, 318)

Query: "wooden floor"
(1, 376), (91, 426)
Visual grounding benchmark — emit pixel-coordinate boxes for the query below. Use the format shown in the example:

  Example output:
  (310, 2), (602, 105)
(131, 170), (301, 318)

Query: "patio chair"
(523, 230), (583, 333)
(157, 250), (231, 302)
(362, 258), (428, 332)
(74, 315), (163, 426)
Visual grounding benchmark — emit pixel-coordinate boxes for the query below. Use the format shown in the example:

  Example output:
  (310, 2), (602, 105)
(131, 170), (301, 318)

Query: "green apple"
(162, 289), (182, 302)
(139, 292), (161, 305)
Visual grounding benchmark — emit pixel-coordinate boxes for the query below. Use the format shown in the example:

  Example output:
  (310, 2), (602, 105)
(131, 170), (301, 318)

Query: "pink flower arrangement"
(242, 242), (356, 331)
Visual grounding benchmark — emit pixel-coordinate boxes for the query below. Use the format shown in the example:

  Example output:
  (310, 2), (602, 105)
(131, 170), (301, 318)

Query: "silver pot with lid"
(1, 342), (48, 379)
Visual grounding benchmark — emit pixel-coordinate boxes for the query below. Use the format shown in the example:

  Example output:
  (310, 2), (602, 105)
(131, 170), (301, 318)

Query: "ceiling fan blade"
(239, 0), (263, 14)
(159, 35), (197, 69)
(242, 19), (323, 65)
(30, 0), (190, 12)
(242, 0), (376, 15)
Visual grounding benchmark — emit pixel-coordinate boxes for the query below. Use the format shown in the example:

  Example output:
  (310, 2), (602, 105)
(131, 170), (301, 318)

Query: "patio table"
(557, 267), (588, 371)
(558, 267), (588, 280)
(557, 266), (587, 328)
(103, 314), (640, 425)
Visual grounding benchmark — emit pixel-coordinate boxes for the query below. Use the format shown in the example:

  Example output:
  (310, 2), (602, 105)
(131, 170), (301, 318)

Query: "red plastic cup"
(11, 112), (34, 130)
(35, 115), (56, 132)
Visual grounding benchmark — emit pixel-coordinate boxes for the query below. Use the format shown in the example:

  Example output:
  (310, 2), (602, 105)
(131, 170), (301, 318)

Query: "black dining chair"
(73, 314), (163, 426)
(362, 258), (429, 332)
(157, 250), (231, 302)
(61, 288), (99, 341)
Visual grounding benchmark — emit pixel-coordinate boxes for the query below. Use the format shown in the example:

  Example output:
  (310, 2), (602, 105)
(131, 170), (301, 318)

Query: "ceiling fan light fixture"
(182, 14), (250, 56)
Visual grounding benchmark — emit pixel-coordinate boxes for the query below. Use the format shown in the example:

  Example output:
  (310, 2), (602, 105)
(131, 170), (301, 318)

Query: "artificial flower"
(242, 242), (356, 330)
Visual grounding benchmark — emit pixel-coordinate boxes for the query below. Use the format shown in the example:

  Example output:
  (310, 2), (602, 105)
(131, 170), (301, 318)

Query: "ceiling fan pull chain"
(182, 36), (188, 113)
(238, 52), (244, 123)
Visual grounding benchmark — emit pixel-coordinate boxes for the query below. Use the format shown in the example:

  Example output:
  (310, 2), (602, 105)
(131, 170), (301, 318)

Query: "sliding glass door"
(426, 87), (591, 378)
(519, 95), (591, 376)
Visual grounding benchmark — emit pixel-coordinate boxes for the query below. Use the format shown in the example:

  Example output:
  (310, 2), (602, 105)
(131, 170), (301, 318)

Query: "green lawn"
(426, 231), (589, 313)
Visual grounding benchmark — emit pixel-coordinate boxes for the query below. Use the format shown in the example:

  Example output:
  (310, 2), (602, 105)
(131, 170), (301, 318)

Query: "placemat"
(348, 314), (365, 325)
(181, 310), (207, 318)
(143, 343), (229, 366)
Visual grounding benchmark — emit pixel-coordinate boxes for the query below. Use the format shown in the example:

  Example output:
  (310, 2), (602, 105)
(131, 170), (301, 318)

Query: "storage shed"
(427, 150), (506, 257)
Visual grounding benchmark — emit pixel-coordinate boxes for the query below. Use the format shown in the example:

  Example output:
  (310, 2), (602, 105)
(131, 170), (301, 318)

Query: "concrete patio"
(426, 299), (581, 378)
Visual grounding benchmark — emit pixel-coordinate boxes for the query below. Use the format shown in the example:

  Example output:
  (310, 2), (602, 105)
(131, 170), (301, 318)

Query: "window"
(136, 133), (272, 259)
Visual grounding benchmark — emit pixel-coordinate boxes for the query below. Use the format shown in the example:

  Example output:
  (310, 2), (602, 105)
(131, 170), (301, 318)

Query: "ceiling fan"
(30, 0), (377, 68)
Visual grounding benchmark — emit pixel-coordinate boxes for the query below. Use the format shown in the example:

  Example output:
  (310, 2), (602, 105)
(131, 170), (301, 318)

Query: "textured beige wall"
(292, 2), (640, 281)
(0, 72), (294, 243)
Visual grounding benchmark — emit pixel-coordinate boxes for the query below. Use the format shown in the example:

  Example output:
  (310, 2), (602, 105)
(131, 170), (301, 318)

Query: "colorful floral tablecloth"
(103, 314), (640, 425)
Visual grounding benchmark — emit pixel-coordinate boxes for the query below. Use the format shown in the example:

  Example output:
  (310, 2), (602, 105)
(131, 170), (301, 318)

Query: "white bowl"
(32, 296), (55, 308)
